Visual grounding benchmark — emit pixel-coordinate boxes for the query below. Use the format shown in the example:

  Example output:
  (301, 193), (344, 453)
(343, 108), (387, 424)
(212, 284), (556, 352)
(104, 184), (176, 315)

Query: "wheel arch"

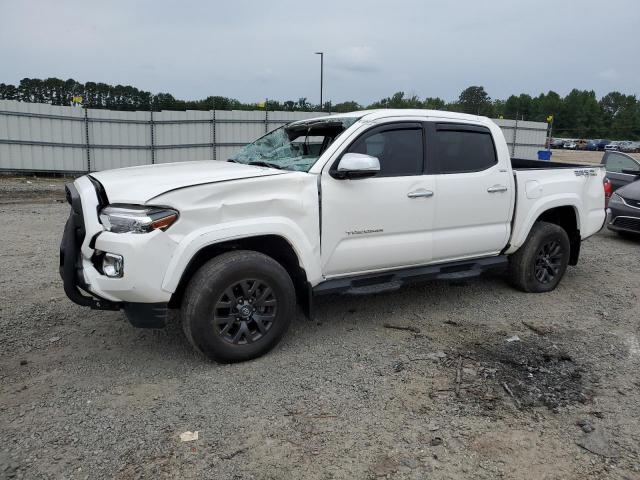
(167, 234), (312, 316)
(535, 205), (581, 265)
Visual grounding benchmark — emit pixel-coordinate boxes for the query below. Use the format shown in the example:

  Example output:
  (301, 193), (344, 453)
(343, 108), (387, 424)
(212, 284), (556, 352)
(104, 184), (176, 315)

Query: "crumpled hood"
(89, 161), (287, 204)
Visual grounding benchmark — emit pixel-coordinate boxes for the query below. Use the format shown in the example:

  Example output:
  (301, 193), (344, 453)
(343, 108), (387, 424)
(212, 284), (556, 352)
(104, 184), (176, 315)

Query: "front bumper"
(607, 202), (640, 233)
(59, 178), (172, 328)
(59, 182), (120, 311)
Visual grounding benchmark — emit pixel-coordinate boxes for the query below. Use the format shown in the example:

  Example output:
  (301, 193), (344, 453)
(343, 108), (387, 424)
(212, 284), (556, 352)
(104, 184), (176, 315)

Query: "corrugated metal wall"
(0, 100), (548, 173)
(494, 118), (549, 160)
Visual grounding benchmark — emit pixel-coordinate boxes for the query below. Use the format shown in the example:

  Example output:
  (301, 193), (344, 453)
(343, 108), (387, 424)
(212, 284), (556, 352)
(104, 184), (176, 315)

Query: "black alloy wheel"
(534, 240), (564, 284)
(214, 279), (277, 345)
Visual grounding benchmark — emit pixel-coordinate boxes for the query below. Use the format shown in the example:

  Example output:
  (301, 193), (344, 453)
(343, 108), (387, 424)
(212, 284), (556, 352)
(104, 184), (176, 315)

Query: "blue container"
(537, 150), (552, 161)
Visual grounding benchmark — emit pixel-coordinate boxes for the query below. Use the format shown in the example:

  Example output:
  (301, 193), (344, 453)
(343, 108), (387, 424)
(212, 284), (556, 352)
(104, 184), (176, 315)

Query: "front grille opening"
(614, 217), (640, 232)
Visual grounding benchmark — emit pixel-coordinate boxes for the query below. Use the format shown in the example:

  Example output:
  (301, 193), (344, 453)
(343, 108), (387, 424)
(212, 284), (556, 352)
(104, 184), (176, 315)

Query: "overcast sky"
(1, 0), (639, 105)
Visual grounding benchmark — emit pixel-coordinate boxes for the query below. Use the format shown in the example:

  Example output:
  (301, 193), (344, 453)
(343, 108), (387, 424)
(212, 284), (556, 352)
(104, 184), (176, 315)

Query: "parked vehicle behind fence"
(60, 109), (607, 362)
(550, 138), (565, 149)
(587, 139), (611, 151)
(621, 141), (640, 153)
(575, 139), (589, 150)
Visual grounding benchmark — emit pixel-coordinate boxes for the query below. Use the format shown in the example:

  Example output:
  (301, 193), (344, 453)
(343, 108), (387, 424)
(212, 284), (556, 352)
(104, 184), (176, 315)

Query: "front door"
(320, 122), (436, 277)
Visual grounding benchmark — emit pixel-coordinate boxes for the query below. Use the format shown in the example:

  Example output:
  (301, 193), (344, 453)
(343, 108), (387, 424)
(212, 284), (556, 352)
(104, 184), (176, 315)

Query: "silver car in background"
(620, 141), (640, 153)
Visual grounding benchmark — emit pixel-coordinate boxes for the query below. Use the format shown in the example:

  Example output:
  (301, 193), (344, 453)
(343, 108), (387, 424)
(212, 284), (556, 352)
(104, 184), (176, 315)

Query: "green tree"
(2, 77), (639, 139)
(333, 101), (361, 113)
(423, 97), (446, 110)
(0, 83), (19, 100)
(532, 91), (562, 123)
(367, 91), (423, 109)
(609, 94), (639, 139)
(457, 86), (492, 116)
(503, 94), (533, 120)
(555, 89), (604, 138)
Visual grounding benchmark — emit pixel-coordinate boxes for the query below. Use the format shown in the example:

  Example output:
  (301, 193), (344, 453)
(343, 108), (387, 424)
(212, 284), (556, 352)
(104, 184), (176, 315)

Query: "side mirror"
(332, 153), (380, 179)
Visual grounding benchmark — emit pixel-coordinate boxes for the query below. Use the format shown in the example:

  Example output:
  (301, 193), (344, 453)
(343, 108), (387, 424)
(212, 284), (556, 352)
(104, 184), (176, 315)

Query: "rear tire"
(507, 221), (570, 293)
(182, 251), (295, 362)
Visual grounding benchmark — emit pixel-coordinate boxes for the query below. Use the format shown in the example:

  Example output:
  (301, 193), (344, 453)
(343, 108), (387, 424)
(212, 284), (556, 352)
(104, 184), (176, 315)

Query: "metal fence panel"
(88, 109), (151, 171)
(154, 110), (213, 164)
(154, 110), (211, 146)
(494, 118), (548, 159)
(91, 146), (152, 172)
(216, 110), (265, 142)
(217, 145), (243, 163)
(0, 100), (549, 173)
(0, 100), (87, 171)
(156, 147), (212, 164)
(0, 143), (85, 172)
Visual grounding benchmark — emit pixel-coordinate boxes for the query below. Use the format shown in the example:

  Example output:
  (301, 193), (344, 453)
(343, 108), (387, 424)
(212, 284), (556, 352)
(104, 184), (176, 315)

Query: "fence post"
(149, 108), (155, 165)
(84, 105), (91, 172)
(512, 117), (519, 157)
(211, 108), (216, 161)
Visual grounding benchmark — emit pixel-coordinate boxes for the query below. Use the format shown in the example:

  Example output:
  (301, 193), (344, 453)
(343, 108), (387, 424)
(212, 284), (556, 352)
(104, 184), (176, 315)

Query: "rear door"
(428, 123), (513, 262)
(602, 151), (640, 191)
(320, 122), (436, 276)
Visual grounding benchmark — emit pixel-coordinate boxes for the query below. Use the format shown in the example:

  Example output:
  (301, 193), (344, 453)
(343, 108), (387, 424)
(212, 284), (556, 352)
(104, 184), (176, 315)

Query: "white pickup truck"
(60, 109), (606, 362)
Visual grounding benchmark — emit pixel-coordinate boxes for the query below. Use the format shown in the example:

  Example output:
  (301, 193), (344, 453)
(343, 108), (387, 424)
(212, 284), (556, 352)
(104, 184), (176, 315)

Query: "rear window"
(435, 129), (497, 174)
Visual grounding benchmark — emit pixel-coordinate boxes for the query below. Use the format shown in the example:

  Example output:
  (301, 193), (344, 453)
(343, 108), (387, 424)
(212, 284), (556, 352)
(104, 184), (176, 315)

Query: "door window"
(605, 152), (639, 173)
(434, 128), (497, 174)
(347, 126), (423, 176)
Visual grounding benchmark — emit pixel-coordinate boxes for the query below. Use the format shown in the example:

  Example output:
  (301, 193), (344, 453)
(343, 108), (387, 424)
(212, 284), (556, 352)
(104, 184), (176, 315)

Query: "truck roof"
(292, 109), (490, 125)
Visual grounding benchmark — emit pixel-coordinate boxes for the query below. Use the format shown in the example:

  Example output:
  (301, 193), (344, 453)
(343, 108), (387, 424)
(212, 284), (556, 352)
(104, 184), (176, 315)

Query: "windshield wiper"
(247, 161), (284, 170)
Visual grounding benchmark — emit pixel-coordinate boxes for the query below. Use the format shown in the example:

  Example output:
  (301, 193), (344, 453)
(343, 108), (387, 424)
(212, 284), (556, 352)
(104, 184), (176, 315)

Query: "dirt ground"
(1, 176), (639, 480)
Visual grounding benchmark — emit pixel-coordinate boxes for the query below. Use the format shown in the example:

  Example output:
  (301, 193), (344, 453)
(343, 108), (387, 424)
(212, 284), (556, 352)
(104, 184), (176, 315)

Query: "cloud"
(332, 46), (379, 73)
(596, 68), (621, 81)
(2, 0), (639, 103)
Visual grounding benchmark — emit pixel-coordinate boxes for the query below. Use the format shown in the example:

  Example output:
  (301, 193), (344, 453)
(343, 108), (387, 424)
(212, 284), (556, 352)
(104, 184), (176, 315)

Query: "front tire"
(507, 221), (570, 293)
(182, 251), (295, 362)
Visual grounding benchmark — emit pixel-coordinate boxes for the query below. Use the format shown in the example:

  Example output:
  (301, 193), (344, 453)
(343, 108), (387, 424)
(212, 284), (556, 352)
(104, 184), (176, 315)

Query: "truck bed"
(507, 158), (606, 253)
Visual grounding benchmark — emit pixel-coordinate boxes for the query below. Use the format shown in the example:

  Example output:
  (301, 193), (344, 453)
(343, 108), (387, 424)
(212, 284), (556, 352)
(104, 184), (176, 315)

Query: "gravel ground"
(1, 177), (639, 479)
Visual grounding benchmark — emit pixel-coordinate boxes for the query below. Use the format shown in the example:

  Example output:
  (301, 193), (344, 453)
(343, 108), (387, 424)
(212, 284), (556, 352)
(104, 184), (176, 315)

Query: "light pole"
(315, 52), (323, 110)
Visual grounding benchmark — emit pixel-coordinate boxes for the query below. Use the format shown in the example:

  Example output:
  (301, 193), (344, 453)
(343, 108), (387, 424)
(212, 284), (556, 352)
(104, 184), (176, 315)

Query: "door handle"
(407, 189), (434, 198)
(487, 185), (508, 193)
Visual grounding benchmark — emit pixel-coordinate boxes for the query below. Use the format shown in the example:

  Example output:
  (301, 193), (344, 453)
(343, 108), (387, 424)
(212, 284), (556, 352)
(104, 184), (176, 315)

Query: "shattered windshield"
(229, 117), (359, 172)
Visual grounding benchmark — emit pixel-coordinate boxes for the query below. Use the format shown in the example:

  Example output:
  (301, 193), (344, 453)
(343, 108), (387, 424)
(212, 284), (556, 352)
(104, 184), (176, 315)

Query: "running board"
(313, 256), (508, 296)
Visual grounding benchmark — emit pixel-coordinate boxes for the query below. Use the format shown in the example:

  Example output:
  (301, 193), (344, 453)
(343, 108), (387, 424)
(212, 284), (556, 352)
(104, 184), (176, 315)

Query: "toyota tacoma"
(60, 109), (607, 362)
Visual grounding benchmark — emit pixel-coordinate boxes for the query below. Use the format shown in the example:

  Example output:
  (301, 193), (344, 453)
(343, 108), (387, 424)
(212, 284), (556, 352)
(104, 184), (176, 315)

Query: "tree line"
(1, 78), (639, 140)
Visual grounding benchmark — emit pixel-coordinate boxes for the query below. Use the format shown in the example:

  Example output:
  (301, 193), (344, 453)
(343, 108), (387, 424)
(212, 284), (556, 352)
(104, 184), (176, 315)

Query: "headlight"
(99, 205), (178, 234)
(609, 193), (624, 205)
